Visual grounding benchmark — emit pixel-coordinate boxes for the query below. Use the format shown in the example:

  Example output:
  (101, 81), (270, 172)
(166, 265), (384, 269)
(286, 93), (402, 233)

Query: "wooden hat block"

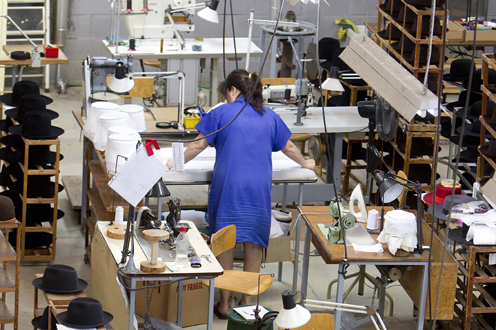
(107, 224), (127, 239)
(140, 229), (169, 273)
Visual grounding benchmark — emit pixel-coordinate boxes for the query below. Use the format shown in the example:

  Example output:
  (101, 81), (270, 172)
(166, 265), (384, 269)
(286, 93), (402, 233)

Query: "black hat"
(443, 59), (476, 83)
(32, 264), (88, 294)
(5, 95), (58, 122)
(445, 90), (482, 111)
(405, 45), (441, 66)
(383, 154), (438, 183)
(393, 5), (417, 24)
(9, 231), (53, 249)
(428, 195), (475, 221)
(0, 195), (15, 222)
(391, 37), (415, 54)
(32, 306), (57, 330)
(0, 165), (13, 187)
(7, 175), (64, 198)
(455, 100), (496, 120)
(480, 140), (496, 159)
(457, 119), (494, 137)
(378, 0), (402, 15)
(7, 146), (64, 167)
(57, 297), (113, 329)
(0, 119), (13, 133)
(8, 111), (64, 139)
(378, 24), (403, 41)
(406, 15), (442, 37)
(318, 38), (341, 73)
(452, 148), (479, 163)
(0, 81), (53, 106)
(482, 104), (496, 125)
(463, 68), (496, 92)
(0, 135), (22, 149)
(449, 134), (481, 148)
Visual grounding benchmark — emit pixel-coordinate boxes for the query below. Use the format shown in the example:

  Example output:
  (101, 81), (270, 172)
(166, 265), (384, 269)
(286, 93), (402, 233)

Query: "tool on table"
(190, 258), (202, 268)
(141, 229), (170, 273)
(155, 121), (179, 129)
(201, 254), (212, 263)
(328, 198), (357, 244)
(349, 184), (368, 222)
(137, 206), (162, 230)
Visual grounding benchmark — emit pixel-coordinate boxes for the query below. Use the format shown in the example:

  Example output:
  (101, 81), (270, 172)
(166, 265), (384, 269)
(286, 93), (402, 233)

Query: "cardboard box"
(446, 21), (466, 43)
(135, 279), (209, 327)
(454, 21), (496, 43)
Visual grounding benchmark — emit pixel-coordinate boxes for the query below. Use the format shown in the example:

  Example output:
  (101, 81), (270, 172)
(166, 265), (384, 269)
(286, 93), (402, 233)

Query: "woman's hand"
(302, 159), (315, 170)
(166, 159), (173, 170)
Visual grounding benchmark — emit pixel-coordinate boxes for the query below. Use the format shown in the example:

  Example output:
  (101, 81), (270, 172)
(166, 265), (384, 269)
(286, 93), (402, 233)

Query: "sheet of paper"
(352, 243), (384, 253)
(233, 306), (269, 321)
(109, 147), (168, 206)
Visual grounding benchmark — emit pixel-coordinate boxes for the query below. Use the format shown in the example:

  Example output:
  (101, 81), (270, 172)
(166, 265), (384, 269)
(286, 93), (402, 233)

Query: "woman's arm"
(281, 140), (315, 170)
(166, 133), (210, 169)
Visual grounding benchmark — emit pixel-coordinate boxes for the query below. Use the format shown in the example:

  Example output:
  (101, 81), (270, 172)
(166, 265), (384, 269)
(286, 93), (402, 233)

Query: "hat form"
(0, 81), (53, 106)
(57, 297), (113, 329)
(8, 111), (64, 139)
(32, 264), (88, 294)
(106, 133), (140, 174)
(120, 104), (147, 132)
(455, 100), (496, 120)
(4, 95), (58, 122)
(0, 196), (15, 221)
(422, 182), (463, 206)
(480, 140), (496, 159)
(83, 101), (121, 140)
(93, 111), (131, 151)
(32, 306), (57, 330)
(428, 195), (476, 221)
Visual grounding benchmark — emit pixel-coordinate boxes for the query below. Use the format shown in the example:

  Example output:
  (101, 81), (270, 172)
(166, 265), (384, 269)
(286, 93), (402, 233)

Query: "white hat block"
(94, 112), (131, 151)
(83, 101), (120, 141)
(106, 133), (140, 174)
(120, 104), (146, 132)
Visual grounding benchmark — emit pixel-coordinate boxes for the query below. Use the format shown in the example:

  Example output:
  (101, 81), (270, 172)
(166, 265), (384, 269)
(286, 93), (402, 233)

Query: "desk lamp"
(255, 290), (311, 330)
(0, 15), (41, 67)
(321, 66), (345, 93)
(108, 61), (135, 93)
(374, 170), (424, 254)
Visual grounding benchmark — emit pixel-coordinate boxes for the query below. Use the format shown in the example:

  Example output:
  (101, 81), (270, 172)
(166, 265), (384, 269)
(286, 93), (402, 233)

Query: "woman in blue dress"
(166, 69), (314, 318)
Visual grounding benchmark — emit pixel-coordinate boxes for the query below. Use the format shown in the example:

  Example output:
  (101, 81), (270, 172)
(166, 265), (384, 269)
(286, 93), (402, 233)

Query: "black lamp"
(374, 170), (424, 254)
(144, 178), (170, 216)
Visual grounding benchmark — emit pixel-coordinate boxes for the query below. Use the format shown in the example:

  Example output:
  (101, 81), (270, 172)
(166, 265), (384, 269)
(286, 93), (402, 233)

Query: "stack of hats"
(32, 265), (113, 329)
(0, 81), (65, 250)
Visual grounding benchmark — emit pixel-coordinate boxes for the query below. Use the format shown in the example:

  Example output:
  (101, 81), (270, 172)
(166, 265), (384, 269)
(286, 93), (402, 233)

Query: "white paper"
(352, 243), (384, 253)
(172, 142), (185, 172)
(109, 146), (168, 207)
(233, 306), (269, 321)
(459, 209), (496, 226)
(57, 324), (96, 330)
(474, 225), (496, 245)
(489, 253), (496, 265)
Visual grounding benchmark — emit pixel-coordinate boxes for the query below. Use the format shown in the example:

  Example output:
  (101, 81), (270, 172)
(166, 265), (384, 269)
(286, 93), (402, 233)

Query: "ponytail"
(221, 69), (265, 114)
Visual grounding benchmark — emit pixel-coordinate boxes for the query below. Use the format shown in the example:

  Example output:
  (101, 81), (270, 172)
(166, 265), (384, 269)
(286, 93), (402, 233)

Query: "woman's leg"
(240, 242), (263, 305)
(216, 247), (234, 314)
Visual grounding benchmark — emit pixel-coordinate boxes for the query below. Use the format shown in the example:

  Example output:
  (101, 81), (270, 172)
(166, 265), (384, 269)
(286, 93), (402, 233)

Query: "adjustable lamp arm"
(0, 15), (41, 67)
(0, 15), (37, 48)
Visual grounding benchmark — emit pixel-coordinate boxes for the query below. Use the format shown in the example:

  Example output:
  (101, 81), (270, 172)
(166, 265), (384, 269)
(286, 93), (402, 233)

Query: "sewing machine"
(328, 198), (357, 244)
(263, 79), (314, 106)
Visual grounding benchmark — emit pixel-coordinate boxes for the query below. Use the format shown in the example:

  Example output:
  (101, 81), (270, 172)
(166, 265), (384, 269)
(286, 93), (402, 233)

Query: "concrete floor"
(3, 87), (452, 330)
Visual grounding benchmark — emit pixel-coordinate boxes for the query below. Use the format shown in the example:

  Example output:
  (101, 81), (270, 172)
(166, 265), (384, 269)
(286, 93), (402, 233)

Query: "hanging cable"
(229, 0), (238, 69)
(222, 0), (227, 79)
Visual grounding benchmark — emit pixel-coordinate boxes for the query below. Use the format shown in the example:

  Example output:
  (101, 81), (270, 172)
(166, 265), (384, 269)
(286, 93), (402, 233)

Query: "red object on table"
(44, 45), (59, 58)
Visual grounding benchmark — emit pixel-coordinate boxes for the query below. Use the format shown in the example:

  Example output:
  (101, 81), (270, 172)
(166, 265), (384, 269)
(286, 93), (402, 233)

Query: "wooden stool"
(140, 229), (169, 273)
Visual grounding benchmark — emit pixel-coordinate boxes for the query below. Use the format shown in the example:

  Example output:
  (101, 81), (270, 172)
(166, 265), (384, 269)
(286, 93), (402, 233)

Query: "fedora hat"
(455, 100), (496, 120)
(0, 134), (22, 149)
(392, 37), (415, 53)
(8, 175), (64, 198)
(378, 0), (402, 15)
(0, 191), (22, 220)
(457, 119), (494, 137)
(0, 195), (15, 222)
(32, 306), (57, 330)
(422, 180), (463, 206)
(449, 134), (481, 148)
(393, 5), (417, 24)
(32, 264), (88, 294)
(482, 105), (496, 125)
(4, 95), (58, 122)
(378, 24), (403, 41)
(443, 59), (476, 83)
(463, 68), (496, 92)
(0, 190), (60, 226)
(0, 164), (13, 187)
(405, 45), (441, 66)
(57, 297), (113, 329)
(452, 148), (479, 163)
(0, 81), (53, 106)
(9, 231), (53, 249)
(7, 146), (64, 167)
(480, 140), (496, 159)
(428, 195), (475, 221)
(8, 111), (64, 139)
(446, 90), (482, 111)
(0, 119), (13, 133)
(406, 16), (442, 37)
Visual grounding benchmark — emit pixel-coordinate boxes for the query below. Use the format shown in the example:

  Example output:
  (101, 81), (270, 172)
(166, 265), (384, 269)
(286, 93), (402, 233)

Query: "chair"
(279, 313), (334, 330)
(202, 225), (274, 296)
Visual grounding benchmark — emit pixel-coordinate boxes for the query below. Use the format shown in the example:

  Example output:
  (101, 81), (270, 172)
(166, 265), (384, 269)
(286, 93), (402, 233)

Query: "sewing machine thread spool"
(367, 209), (379, 230)
(129, 38), (136, 51)
(283, 88), (291, 102)
(114, 206), (124, 225)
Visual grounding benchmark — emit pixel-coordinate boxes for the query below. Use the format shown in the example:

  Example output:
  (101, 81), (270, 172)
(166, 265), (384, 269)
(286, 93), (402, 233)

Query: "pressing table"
(298, 206), (430, 330)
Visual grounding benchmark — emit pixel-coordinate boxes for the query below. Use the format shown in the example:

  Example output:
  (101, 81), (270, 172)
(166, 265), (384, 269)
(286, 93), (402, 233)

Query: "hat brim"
(0, 119), (13, 133)
(0, 94), (53, 107)
(427, 204), (448, 220)
(56, 311), (113, 329)
(8, 125), (64, 139)
(8, 181), (64, 197)
(456, 123), (492, 137)
(480, 144), (496, 159)
(0, 135), (23, 149)
(422, 191), (436, 206)
(454, 108), (478, 120)
(26, 208), (64, 225)
(482, 113), (496, 126)
(4, 108), (58, 121)
(10, 150), (64, 166)
(31, 315), (47, 330)
(31, 278), (88, 294)
(449, 134), (480, 148)
(443, 74), (471, 84)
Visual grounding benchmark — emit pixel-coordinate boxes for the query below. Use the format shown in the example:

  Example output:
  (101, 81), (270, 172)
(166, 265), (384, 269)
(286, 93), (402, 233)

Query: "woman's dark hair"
(219, 69), (264, 114)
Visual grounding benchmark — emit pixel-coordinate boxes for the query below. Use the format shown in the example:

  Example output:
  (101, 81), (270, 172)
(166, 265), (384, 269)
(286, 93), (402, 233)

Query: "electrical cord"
(229, 0), (238, 69)
(116, 266), (198, 291)
(222, 0), (227, 80)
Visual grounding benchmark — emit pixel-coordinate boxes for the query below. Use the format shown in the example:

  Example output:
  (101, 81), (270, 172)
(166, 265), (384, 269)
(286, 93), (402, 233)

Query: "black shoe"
(214, 302), (228, 320)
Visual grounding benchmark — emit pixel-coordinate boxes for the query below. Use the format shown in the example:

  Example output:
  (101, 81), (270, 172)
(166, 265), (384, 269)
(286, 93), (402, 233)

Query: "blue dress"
(196, 96), (292, 247)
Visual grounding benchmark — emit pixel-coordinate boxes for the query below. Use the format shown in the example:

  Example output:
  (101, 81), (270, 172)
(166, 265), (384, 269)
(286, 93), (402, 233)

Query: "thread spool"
(283, 88), (291, 102)
(129, 38), (136, 51)
(367, 209), (379, 230)
(115, 206), (124, 225)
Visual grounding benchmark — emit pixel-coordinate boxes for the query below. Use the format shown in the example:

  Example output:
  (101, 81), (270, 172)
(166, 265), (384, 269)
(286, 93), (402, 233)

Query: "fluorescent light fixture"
(108, 61), (135, 93)
(321, 66), (345, 92)
(273, 291), (311, 329)
(198, 0), (219, 23)
(340, 36), (438, 122)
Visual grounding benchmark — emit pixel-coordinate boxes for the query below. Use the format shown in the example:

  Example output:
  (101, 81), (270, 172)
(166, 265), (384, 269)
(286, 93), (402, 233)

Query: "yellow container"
(184, 115), (200, 129)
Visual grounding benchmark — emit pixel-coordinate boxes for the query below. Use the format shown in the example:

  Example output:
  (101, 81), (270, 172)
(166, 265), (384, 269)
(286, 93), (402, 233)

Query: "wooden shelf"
(88, 161), (128, 213)
(0, 300), (14, 323)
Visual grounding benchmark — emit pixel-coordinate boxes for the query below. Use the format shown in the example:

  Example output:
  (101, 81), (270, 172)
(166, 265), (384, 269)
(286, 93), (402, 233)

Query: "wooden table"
(1, 45), (68, 89)
(298, 206), (430, 330)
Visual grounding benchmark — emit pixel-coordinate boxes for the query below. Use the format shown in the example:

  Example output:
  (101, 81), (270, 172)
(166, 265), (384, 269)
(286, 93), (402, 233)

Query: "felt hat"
(7, 146), (64, 166)
(317, 37), (340, 71)
(422, 180), (463, 206)
(445, 90), (482, 111)
(463, 68), (496, 92)
(0, 81), (53, 106)
(406, 15), (442, 37)
(457, 119), (494, 137)
(393, 5), (417, 24)
(480, 140), (496, 159)
(449, 134), (481, 148)
(8, 111), (64, 139)
(0, 190), (60, 227)
(57, 297), (113, 329)
(0, 134), (22, 149)
(378, 0), (402, 15)
(443, 59), (476, 83)
(0, 195), (15, 221)
(8, 175), (64, 198)
(482, 105), (496, 125)
(455, 100), (496, 120)
(405, 45), (441, 66)
(0, 165), (13, 187)
(0, 119), (13, 133)
(378, 24), (403, 41)
(32, 264), (88, 294)
(4, 95), (58, 122)
(391, 37), (415, 53)
(9, 231), (53, 250)
(32, 306), (57, 330)
(428, 194), (475, 221)
(452, 148), (479, 163)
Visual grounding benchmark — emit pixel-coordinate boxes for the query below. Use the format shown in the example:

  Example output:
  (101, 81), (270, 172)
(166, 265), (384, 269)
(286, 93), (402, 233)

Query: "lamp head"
(374, 170), (404, 203)
(145, 178), (170, 198)
(198, 0), (219, 23)
(108, 61), (135, 93)
(322, 66), (345, 92)
(274, 291), (311, 329)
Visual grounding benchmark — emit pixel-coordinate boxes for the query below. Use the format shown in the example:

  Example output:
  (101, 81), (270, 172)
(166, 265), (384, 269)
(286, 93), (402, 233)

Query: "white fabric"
(94, 111), (132, 151)
(352, 242), (384, 253)
(270, 215), (286, 238)
(377, 210), (418, 255)
(83, 101), (120, 141)
(106, 133), (140, 174)
(459, 209), (496, 226)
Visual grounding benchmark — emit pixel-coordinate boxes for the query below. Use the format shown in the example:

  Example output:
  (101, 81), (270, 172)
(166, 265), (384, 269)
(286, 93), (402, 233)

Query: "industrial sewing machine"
(263, 79), (314, 106)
